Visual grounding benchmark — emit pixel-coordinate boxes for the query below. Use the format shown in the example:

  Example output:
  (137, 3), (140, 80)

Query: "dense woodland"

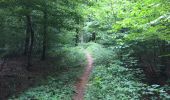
(0, 0), (170, 100)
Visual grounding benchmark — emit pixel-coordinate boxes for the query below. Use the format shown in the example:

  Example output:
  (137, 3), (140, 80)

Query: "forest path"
(73, 51), (93, 100)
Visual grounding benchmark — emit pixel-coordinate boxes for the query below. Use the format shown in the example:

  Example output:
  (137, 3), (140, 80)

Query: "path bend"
(73, 51), (93, 100)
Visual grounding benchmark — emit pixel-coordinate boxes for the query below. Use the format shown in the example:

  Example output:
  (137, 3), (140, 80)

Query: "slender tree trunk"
(75, 28), (79, 46)
(42, 10), (47, 60)
(24, 19), (30, 55)
(26, 15), (34, 69)
(92, 31), (96, 42)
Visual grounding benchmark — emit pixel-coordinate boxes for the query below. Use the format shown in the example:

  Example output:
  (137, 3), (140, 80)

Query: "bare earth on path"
(73, 51), (94, 100)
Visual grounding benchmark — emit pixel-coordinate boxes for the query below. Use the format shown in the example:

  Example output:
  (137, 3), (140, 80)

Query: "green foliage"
(142, 85), (170, 100)
(49, 46), (86, 68)
(85, 63), (144, 100)
(8, 45), (87, 99)
(9, 66), (83, 100)
(81, 42), (114, 65)
(0, 0), (170, 99)
(0, 0), (85, 57)
(83, 42), (170, 99)
(83, 43), (145, 99)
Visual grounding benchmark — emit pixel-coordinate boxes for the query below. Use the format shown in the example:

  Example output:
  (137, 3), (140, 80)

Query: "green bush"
(84, 44), (170, 100)
(142, 85), (170, 100)
(9, 46), (87, 100)
(85, 63), (144, 100)
(81, 42), (114, 65)
(49, 46), (87, 68)
(10, 66), (84, 100)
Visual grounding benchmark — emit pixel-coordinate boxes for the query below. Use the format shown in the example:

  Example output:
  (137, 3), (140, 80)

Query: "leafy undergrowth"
(6, 43), (170, 100)
(80, 42), (113, 65)
(8, 46), (86, 100)
(85, 64), (144, 100)
(10, 66), (84, 100)
(85, 63), (170, 100)
(83, 43), (170, 100)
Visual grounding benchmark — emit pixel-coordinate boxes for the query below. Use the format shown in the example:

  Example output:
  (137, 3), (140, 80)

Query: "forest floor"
(0, 50), (93, 100)
(0, 56), (84, 100)
(73, 51), (93, 100)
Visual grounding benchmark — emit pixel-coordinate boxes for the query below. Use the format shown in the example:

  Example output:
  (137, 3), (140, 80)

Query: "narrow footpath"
(73, 51), (94, 100)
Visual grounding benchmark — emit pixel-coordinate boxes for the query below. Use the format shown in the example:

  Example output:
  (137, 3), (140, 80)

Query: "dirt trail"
(73, 51), (93, 100)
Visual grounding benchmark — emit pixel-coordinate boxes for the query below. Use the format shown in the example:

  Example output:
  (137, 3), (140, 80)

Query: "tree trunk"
(75, 28), (79, 46)
(42, 10), (47, 60)
(24, 19), (30, 55)
(26, 15), (34, 69)
(92, 31), (96, 42)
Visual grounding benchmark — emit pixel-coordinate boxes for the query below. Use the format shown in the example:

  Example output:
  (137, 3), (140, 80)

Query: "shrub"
(85, 63), (144, 100)
(81, 42), (114, 65)
(49, 46), (87, 68)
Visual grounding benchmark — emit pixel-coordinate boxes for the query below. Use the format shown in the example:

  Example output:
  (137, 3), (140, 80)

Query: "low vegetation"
(84, 43), (170, 100)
